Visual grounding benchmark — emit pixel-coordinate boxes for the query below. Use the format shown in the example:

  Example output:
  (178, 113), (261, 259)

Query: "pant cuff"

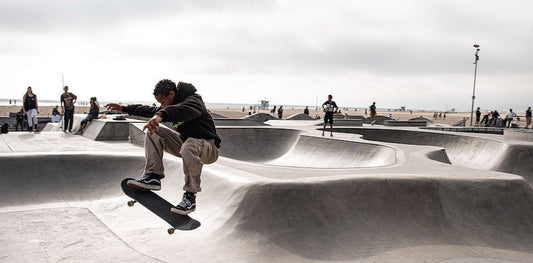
(183, 186), (201, 193)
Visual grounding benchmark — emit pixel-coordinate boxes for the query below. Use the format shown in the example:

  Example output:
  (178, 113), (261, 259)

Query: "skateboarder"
(369, 102), (377, 125)
(322, 94), (338, 136)
(106, 79), (221, 215)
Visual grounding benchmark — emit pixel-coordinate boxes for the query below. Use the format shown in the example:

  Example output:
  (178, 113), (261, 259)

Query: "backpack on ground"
(1, 123), (8, 134)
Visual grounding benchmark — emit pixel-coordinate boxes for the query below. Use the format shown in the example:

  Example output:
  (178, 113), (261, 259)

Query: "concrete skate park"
(1, 113), (532, 263)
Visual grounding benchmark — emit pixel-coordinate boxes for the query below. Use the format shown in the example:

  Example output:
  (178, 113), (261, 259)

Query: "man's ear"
(168, 90), (175, 101)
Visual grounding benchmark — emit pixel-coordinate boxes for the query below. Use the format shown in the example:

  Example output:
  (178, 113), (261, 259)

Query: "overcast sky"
(1, 0), (532, 111)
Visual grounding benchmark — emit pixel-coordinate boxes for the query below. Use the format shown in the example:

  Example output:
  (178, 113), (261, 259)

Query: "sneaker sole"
(127, 180), (161, 191)
(170, 207), (195, 215)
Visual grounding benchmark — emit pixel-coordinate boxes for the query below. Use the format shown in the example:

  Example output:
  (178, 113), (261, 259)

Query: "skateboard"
(121, 178), (201, 234)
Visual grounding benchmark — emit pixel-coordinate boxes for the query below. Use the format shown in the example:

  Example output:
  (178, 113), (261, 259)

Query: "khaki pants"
(144, 125), (219, 192)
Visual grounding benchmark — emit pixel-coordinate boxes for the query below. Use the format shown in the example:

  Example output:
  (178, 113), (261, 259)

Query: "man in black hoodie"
(106, 79), (221, 215)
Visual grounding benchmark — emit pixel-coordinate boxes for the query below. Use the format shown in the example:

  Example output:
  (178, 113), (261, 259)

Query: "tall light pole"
(470, 44), (480, 126)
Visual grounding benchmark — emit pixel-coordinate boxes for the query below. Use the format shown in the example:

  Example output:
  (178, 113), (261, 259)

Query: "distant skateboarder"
(322, 94), (338, 137)
(369, 102), (377, 125)
(106, 79), (221, 215)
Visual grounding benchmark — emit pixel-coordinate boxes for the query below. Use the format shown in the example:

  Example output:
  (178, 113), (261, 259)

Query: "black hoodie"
(122, 82), (221, 148)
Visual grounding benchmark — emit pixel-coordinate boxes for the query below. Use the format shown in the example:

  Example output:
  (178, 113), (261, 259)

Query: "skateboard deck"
(121, 178), (201, 234)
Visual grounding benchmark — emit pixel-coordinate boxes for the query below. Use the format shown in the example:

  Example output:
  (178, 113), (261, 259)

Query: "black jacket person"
(106, 79), (220, 215)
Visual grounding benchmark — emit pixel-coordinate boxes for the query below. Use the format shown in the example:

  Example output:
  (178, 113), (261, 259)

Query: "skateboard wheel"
(167, 228), (175, 235)
(127, 200), (136, 207)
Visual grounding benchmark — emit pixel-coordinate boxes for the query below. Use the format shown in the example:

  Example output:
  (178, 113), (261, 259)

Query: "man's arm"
(123, 104), (161, 118)
(156, 96), (203, 123)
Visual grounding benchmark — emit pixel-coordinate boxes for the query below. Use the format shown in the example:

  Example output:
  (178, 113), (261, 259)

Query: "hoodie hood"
(175, 82), (197, 103)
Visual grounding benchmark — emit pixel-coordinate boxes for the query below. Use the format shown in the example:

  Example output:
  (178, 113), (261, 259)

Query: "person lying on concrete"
(105, 79), (221, 215)
(75, 97), (99, 135)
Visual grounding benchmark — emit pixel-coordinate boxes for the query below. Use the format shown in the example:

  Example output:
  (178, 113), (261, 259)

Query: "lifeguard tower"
(260, 99), (269, 110)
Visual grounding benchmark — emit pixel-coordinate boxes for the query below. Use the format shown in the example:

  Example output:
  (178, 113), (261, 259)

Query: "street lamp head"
(473, 44), (480, 48)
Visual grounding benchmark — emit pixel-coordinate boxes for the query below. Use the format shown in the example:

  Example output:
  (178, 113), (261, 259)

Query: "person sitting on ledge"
(75, 97), (99, 135)
(51, 105), (61, 123)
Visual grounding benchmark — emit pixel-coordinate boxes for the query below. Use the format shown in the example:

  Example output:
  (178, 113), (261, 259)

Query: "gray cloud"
(1, 0), (533, 111)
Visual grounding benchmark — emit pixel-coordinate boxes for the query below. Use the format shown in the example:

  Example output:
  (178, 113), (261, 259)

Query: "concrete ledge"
(504, 129), (533, 141)
(315, 119), (363, 126)
(215, 119), (269, 126)
(286, 113), (315, 120)
(73, 115), (145, 141)
(384, 120), (427, 127)
(423, 127), (504, 135)
(243, 113), (278, 123)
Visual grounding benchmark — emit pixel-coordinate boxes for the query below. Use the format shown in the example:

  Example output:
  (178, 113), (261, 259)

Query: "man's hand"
(143, 114), (162, 135)
(105, 103), (123, 113)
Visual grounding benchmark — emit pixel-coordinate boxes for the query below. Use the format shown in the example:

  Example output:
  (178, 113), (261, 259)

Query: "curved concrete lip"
(217, 127), (397, 169)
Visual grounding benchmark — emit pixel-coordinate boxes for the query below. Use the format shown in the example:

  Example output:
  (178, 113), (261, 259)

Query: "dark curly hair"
(153, 79), (177, 96)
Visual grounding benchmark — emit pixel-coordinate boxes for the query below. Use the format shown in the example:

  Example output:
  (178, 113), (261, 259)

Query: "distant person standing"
(22, 86), (39, 132)
(475, 107), (481, 126)
(369, 102), (377, 125)
(60, 86), (77, 132)
(322, 94), (338, 136)
(277, 106), (283, 119)
(304, 106), (309, 116)
(526, 107), (532, 129)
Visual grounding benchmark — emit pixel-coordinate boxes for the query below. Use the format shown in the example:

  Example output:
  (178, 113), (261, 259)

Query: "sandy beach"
(0, 104), (478, 126)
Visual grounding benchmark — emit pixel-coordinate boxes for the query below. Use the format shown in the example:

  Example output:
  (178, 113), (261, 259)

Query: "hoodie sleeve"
(156, 95), (203, 123)
(123, 104), (161, 118)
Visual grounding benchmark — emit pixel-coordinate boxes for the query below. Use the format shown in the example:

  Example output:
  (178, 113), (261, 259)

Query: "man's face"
(155, 91), (175, 107)
(64, 86), (68, 92)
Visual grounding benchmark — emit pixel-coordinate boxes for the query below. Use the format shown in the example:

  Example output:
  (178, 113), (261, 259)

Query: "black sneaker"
(171, 192), (196, 215)
(127, 173), (162, 191)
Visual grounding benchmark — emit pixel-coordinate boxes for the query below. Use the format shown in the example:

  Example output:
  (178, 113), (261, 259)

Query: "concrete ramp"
(335, 127), (506, 169)
(208, 127), (396, 168)
(333, 127), (533, 185)
(0, 153), (145, 207)
(226, 177), (533, 262)
(1, 126), (533, 262)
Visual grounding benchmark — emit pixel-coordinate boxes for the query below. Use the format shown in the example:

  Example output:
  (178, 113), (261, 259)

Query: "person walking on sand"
(369, 102), (377, 125)
(23, 86), (39, 132)
(322, 94), (338, 136)
(60, 85), (77, 132)
(526, 107), (532, 129)
(106, 79), (221, 215)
